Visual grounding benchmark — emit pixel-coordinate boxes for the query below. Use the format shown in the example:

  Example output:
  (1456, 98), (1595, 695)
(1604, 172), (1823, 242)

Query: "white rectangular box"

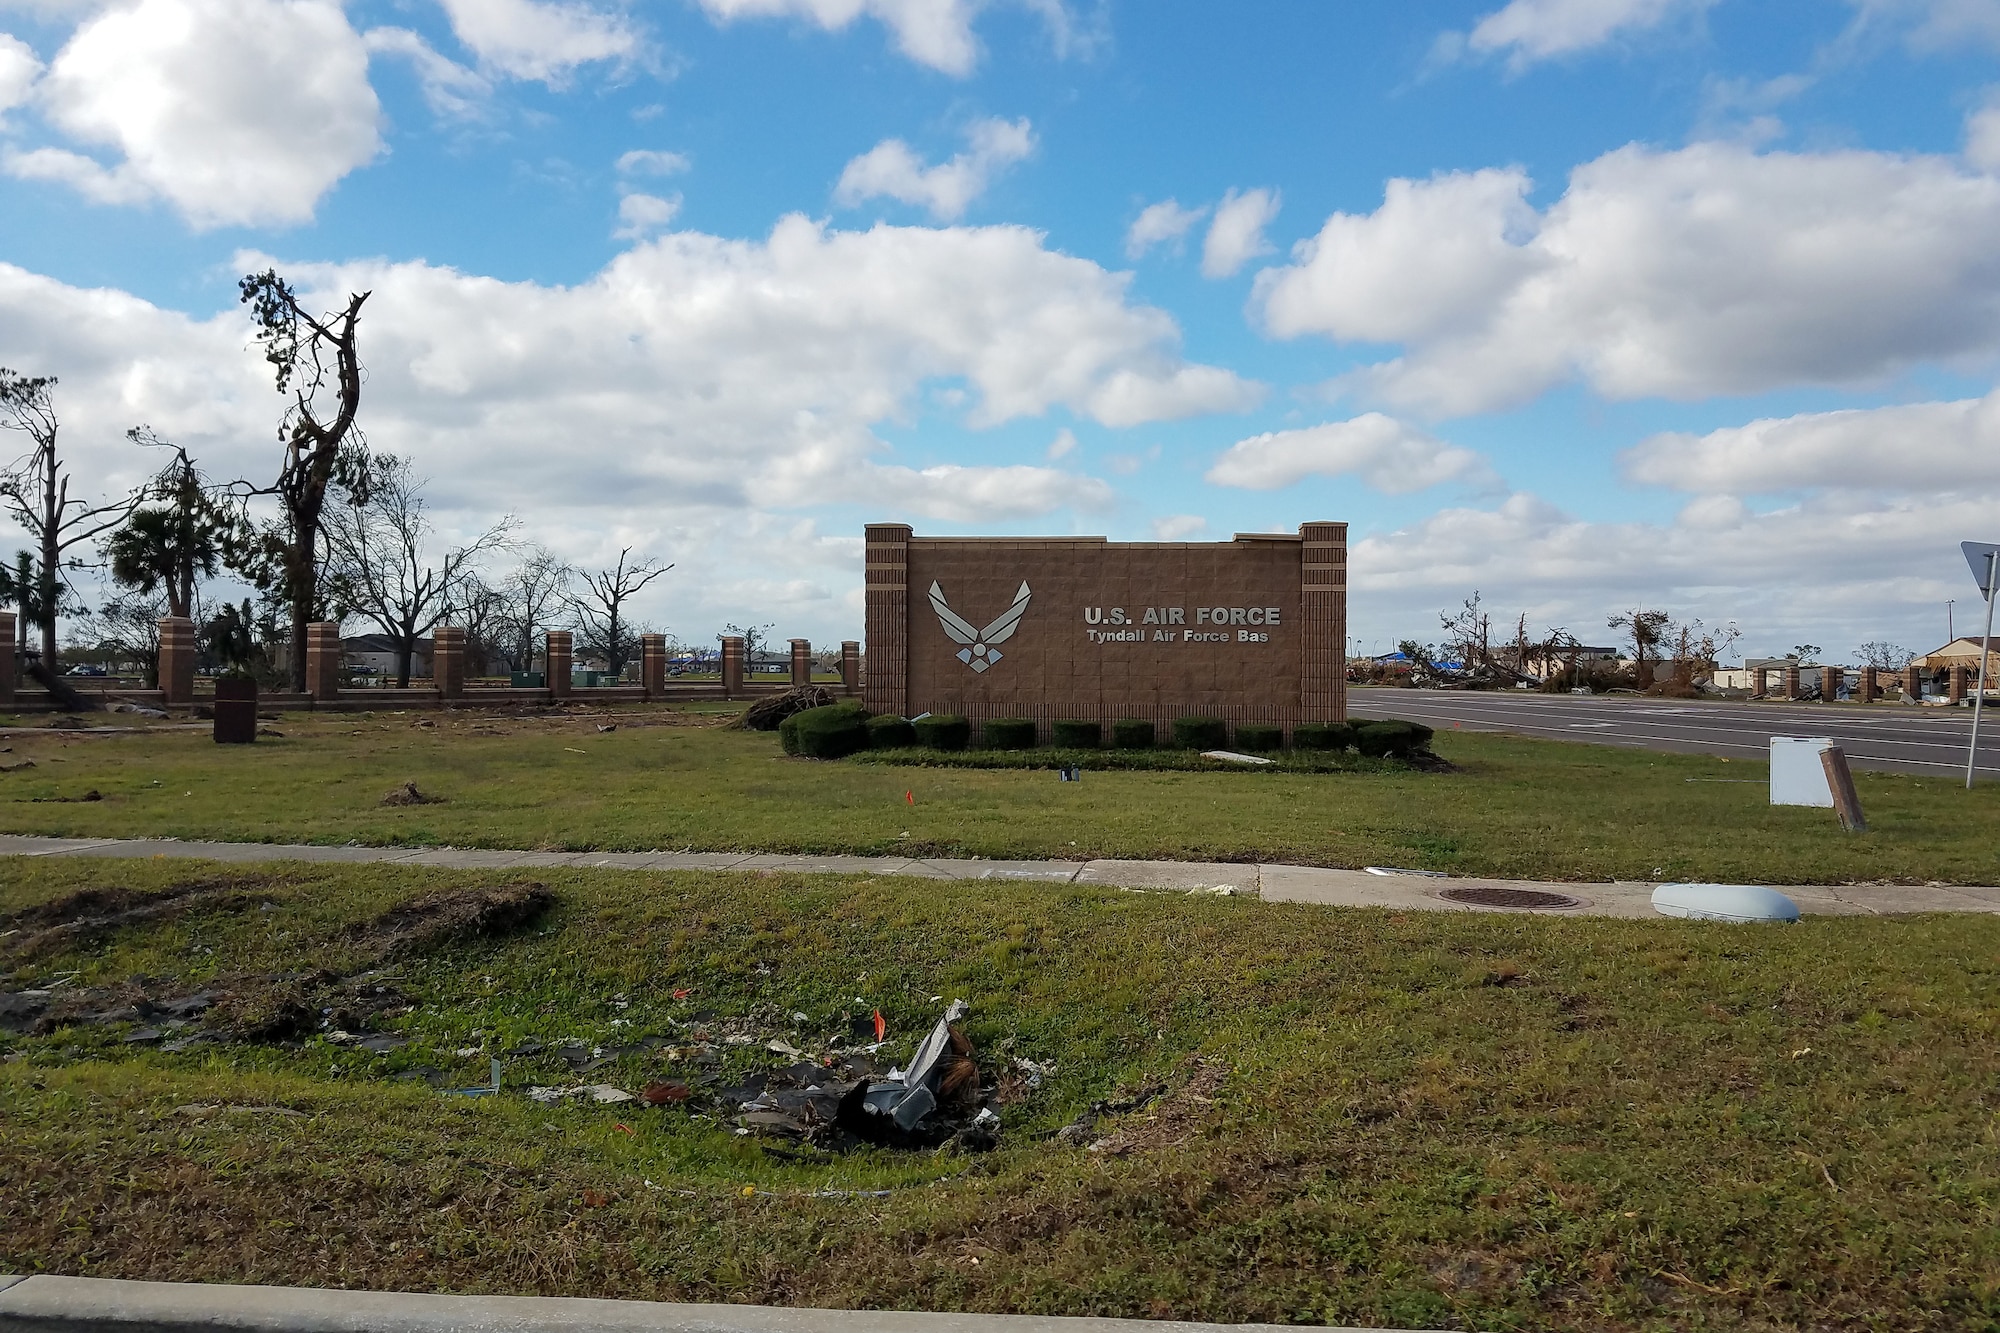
(1770, 736), (1834, 807)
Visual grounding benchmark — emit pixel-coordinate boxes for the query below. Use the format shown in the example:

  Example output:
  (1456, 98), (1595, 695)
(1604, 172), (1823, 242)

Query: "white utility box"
(1770, 736), (1834, 807)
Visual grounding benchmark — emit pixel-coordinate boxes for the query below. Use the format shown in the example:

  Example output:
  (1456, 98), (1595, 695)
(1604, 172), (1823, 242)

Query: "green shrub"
(1172, 716), (1228, 750)
(866, 714), (916, 749)
(984, 717), (1037, 750)
(913, 714), (971, 751)
(789, 703), (870, 759)
(778, 712), (802, 755)
(1050, 719), (1101, 749)
(1233, 723), (1283, 752)
(1110, 718), (1156, 750)
(1292, 721), (1357, 752)
(1354, 718), (1435, 758)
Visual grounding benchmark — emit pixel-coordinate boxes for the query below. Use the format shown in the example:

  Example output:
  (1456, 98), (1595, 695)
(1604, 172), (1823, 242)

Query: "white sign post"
(1963, 541), (2000, 789)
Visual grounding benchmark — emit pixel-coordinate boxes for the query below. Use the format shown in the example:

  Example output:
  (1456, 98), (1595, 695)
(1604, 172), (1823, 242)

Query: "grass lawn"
(3, 857), (1997, 1330)
(2, 705), (1998, 885)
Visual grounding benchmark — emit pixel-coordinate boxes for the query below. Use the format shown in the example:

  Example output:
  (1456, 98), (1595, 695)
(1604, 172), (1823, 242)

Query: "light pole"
(1948, 600), (1956, 642)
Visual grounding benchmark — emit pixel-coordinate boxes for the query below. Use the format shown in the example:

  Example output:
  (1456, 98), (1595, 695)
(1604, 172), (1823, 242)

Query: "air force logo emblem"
(929, 580), (1032, 673)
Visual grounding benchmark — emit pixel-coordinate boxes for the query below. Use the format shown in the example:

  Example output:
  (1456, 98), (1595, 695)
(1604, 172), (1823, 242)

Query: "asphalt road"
(1349, 687), (2000, 777)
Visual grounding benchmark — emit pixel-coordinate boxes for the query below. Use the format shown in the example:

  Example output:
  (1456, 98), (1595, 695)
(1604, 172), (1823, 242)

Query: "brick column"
(1823, 665), (1842, 701)
(789, 638), (812, 687)
(641, 633), (666, 698)
(0, 611), (14, 708)
(1950, 665), (1968, 704)
(1784, 665), (1800, 700)
(546, 631), (572, 699)
(721, 636), (745, 699)
(1298, 520), (1348, 722)
(840, 640), (860, 697)
(157, 616), (196, 705)
(304, 622), (342, 701)
(1752, 667), (1767, 698)
(864, 523), (911, 718)
(1904, 664), (1922, 701)
(1859, 667), (1878, 703)
(433, 626), (465, 699)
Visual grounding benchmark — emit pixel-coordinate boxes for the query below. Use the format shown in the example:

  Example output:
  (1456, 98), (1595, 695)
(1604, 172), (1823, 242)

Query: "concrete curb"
(0, 835), (1994, 918)
(0, 1276), (1417, 1333)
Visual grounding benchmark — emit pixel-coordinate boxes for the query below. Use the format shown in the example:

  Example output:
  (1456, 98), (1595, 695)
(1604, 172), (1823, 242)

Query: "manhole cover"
(1437, 885), (1583, 910)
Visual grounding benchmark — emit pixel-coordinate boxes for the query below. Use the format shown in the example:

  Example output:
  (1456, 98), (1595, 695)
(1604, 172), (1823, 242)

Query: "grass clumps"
(912, 714), (970, 751)
(1172, 716), (1227, 749)
(1110, 718), (1155, 750)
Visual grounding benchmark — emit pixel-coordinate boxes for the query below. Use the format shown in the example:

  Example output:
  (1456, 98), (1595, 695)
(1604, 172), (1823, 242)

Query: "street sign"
(1965, 541), (2000, 594)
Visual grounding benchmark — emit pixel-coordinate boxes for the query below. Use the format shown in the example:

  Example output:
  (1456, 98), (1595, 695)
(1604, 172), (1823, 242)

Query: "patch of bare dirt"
(0, 878), (260, 962)
(379, 782), (446, 806)
(344, 882), (555, 957)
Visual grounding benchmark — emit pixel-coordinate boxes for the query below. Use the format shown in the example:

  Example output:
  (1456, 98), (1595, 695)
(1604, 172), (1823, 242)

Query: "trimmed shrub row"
(781, 704), (1434, 760)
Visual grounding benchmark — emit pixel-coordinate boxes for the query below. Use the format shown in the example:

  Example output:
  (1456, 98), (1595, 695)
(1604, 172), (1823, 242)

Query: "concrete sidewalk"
(4, 834), (1996, 918)
(0, 1274), (1413, 1333)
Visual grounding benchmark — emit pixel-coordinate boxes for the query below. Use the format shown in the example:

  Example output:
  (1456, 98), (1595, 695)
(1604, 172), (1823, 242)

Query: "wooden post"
(789, 638), (811, 687)
(546, 631), (572, 699)
(840, 640), (860, 697)
(1821, 746), (1867, 832)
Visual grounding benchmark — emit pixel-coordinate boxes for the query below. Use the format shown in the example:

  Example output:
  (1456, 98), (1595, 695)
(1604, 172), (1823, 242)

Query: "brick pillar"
(1784, 665), (1800, 700)
(1752, 667), (1767, 698)
(790, 638), (812, 687)
(546, 631), (572, 699)
(1904, 665), (1922, 701)
(157, 616), (196, 705)
(1950, 665), (1968, 704)
(304, 622), (342, 701)
(640, 633), (667, 698)
(721, 636), (745, 699)
(840, 640), (860, 697)
(864, 523), (911, 718)
(1823, 665), (1842, 701)
(433, 625), (465, 699)
(1859, 667), (1878, 703)
(0, 611), (13, 708)
(1299, 520), (1348, 722)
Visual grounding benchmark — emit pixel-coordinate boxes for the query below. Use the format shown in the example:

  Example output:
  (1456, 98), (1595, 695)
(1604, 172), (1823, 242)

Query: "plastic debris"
(1200, 750), (1273, 766)
(447, 1058), (503, 1097)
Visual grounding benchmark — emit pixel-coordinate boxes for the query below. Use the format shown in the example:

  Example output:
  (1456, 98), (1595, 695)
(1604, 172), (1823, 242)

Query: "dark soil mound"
(347, 882), (556, 957)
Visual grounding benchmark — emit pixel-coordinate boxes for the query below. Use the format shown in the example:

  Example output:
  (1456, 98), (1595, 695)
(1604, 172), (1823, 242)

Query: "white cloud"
(691, 0), (1082, 76)
(617, 148), (691, 177)
(0, 32), (40, 120)
(1151, 514), (1207, 540)
(1448, 0), (1717, 69)
(1849, 0), (2000, 54)
(614, 190), (681, 240)
(1124, 198), (1206, 259)
(868, 462), (1112, 521)
(1200, 187), (1280, 279)
(1256, 142), (2000, 418)
(1207, 414), (1495, 494)
(834, 116), (1033, 222)
(1624, 389), (2000, 494)
(1969, 90), (2000, 173)
(1046, 426), (1076, 459)
(6, 0), (380, 229)
(363, 27), (491, 121)
(433, 0), (641, 84)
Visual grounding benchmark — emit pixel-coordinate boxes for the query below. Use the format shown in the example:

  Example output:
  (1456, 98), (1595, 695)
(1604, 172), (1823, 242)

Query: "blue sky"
(3, 0), (1999, 659)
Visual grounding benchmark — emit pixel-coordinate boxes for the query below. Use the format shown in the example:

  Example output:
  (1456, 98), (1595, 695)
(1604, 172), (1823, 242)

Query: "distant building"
(1917, 637), (2000, 675)
(344, 633), (432, 680)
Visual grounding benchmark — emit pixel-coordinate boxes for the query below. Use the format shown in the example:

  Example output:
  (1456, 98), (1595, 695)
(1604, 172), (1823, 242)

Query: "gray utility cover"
(1964, 541), (2000, 594)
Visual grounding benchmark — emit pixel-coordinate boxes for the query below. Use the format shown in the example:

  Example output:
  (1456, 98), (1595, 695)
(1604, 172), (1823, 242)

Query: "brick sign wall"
(864, 523), (1348, 734)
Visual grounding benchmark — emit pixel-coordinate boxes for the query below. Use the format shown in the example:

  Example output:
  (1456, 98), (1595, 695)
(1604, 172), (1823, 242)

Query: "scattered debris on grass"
(1060, 1059), (1230, 1156)
(347, 882), (555, 957)
(380, 781), (446, 807)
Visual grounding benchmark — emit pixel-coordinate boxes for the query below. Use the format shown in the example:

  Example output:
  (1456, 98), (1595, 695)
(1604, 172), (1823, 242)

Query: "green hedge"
(984, 717), (1037, 750)
(1233, 723), (1283, 752)
(913, 714), (971, 751)
(1172, 716), (1227, 750)
(1111, 718), (1155, 750)
(865, 714), (916, 749)
(788, 703), (871, 759)
(1355, 718), (1436, 758)
(1292, 721), (1357, 752)
(1051, 719), (1101, 749)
